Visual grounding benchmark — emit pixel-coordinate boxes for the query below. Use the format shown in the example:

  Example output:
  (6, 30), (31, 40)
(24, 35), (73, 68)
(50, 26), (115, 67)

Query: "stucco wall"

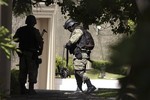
(11, 16), (25, 69)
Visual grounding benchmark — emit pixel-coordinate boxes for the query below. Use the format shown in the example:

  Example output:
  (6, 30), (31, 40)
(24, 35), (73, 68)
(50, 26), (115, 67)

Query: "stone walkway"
(7, 90), (116, 100)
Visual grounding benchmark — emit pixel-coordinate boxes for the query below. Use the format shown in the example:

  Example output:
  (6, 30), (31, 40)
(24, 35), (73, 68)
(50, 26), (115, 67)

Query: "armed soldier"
(13, 15), (44, 95)
(64, 18), (96, 94)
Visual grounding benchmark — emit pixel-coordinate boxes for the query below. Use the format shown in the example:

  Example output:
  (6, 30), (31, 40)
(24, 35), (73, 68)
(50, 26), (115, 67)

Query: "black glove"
(65, 41), (72, 49)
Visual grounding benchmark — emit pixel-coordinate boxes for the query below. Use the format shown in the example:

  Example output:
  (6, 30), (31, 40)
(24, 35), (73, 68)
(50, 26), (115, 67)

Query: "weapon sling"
(62, 46), (69, 68)
(58, 46), (70, 78)
(66, 48), (69, 68)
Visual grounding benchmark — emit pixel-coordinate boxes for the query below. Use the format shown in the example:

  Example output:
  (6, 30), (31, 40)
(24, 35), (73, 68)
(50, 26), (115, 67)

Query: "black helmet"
(64, 18), (78, 29)
(25, 15), (37, 25)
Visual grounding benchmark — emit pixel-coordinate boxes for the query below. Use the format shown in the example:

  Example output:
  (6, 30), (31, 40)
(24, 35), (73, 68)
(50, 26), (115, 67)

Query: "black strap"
(62, 46), (65, 63)
(62, 46), (69, 68)
(66, 48), (69, 68)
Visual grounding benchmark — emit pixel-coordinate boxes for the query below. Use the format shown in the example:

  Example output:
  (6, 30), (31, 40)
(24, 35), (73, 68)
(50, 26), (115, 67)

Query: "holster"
(32, 51), (42, 64)
(74, 47), (82, 59)
(37, 58), (42, 64)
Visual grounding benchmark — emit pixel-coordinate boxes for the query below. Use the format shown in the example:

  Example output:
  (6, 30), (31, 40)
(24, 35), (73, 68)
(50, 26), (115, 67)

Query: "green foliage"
(12, 0), (54, 17)
(92, 60), (111, 70)
(55, 55), (74, 75)
(0, 0), (18, 59)
(0, 1), (9, 99)
(92, 60), (128, 75)
(109, 36), (134, 68)
(128, 19), (136, 33)
(13, 0), (32, 17)
(55, 55), (65, 67)
(12, 0), (138, 34)
(0, 0), (7, 5)
(0, 26), (18, 59)
(109, 18), (150, 70)
(58, 0), (138, 34)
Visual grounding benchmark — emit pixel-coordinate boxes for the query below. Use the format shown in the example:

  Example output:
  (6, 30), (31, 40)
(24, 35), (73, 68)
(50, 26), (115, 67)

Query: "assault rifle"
(36, 29), (47, 65)
(41, 29), (47, 37)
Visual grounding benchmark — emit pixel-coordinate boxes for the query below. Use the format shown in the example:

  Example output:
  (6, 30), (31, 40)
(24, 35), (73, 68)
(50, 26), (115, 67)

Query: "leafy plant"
(13, 0), (32, 17)
(92, 60), (128, 75)
(12, 0), (138, 34)
(0, 0), (7, 5)
(55, 55), (74, 75)
(0, 26), (18, 59)
(58, 0), (138, 34)
(12, 0), (55, 17)
(0, 1), (19, 98)
(92, 60), (111, 70)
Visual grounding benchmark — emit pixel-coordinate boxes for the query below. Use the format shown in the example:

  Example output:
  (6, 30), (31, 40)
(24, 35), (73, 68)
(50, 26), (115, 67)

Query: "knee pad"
(83, 73), (89, 83)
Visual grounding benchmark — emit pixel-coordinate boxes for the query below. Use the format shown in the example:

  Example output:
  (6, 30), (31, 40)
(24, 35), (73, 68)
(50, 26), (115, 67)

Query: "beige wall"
(35, 18), (49, 89)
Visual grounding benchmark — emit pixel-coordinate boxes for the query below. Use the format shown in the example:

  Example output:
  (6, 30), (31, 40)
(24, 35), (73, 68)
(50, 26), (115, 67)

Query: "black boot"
(85, 79), (96, 94)
(20, 83), (28, 95)
(75, 71), (83, 93)
(29, 83), (36, 95)
(77, 81), (83, 92)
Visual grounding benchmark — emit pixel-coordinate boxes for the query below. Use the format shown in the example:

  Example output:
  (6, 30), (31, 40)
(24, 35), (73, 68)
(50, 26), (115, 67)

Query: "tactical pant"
(19, 51), (38, 85)
(73, 52), (90, 91)
(74, 69), (89, 91)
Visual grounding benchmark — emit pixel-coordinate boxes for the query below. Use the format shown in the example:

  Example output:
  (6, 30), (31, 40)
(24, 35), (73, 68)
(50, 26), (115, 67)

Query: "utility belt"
(80, 49), (91, 54)
(74, 47), (90, 59)
(18, 48), (42, 64)
(21, 48), (37, 52)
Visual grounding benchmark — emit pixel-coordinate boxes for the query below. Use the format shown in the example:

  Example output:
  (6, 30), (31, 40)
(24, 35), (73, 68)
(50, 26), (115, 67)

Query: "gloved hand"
(65, 41), (72, 49)
(37, 49), (43, 56)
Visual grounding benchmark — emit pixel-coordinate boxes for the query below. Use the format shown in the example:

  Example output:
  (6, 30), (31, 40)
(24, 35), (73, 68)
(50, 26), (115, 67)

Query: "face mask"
(68, 26), (73, 32)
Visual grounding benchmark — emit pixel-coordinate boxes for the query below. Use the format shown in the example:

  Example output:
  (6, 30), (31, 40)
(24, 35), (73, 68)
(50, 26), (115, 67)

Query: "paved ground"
(7, 90), (116, 100)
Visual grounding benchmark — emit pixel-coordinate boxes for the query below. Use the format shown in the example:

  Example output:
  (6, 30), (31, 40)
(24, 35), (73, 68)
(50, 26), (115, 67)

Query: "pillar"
(0, 0), (12, 94)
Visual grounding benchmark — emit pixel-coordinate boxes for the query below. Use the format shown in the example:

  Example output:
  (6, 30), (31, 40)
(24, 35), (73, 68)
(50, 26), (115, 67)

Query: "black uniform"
(13, 15), (43, 95)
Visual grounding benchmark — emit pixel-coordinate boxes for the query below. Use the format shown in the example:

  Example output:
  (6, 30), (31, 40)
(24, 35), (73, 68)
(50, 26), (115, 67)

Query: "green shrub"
(92, 60), (128, 75)
(55, 55), (65, 67)
(55, 55), (65, 74)
(55, 55), (74, 75)
(106, 66), (129, 75)
(0, 26), (18, 59)
(92, 60), (111, 70)
(66, 58), (74, 74)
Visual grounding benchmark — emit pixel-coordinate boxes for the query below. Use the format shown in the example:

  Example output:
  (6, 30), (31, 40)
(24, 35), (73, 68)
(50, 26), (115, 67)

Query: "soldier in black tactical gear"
(13, 15), (44, 95)
(64, 18), (96, 94)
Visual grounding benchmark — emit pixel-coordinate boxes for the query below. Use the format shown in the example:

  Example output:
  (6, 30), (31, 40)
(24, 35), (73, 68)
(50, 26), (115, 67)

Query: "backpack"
(78, 29), (95, 50)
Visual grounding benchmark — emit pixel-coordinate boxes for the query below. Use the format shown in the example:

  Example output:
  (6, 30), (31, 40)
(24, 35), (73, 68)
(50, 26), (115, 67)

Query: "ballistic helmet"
(64, 18), (78, 29)
(25, 15), (37, 25)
